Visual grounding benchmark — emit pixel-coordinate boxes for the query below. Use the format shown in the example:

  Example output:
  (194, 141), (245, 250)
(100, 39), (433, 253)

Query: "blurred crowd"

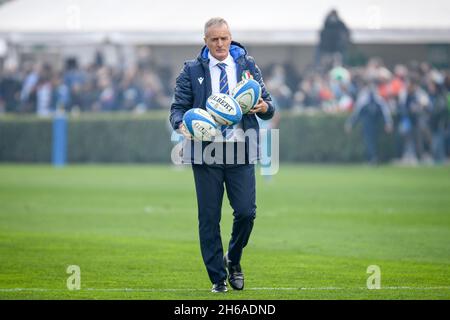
(0, 9), (447, 165)
(0, 52), (174, 115)
(0, 47), (449, 165)
(262, 58), (450, 165)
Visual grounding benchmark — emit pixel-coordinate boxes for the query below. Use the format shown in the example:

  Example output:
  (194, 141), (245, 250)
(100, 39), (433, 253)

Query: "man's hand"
(248, 98), (268, 114)
(178, 123), (192, 140)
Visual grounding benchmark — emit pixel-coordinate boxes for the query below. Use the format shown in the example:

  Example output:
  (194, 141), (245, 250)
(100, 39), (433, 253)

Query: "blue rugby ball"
(206, 93), (242, 126)
(232, 78), (262, 114)
(182, 108), (217, 141)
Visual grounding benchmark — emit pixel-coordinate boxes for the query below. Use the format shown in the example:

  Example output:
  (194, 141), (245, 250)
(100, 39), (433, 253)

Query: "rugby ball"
(206, 93), (242, 126)
(182, 108), (217, 141)
(232, 79), (262, 114)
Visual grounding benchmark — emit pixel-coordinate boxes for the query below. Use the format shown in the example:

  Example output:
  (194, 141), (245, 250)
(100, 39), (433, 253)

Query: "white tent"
(0, 0), (450, 45)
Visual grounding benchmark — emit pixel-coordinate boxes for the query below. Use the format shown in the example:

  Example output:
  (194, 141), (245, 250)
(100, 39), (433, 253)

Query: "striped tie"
(217, 62), (229, 94)
(217, 63), (232, 138)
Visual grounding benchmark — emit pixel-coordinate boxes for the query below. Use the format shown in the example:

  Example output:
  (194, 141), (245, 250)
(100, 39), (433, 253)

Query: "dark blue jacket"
(169, 41), (275, 163)
(170, 41), (275, 129)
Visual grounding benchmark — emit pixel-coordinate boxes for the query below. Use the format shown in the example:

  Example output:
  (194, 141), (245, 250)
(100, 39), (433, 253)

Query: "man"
(316, 9), (351, 68)
(397, 76), (431, 164)
(345, 78), (393, 164)
(169, 17), (275, 293)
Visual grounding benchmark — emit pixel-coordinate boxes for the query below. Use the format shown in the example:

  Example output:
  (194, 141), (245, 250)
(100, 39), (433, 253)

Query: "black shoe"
(224, 253), (244, 290)
(211, 281), (228, 293)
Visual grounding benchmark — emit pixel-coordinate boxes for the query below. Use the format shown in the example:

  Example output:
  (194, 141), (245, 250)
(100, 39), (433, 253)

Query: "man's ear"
(203, 37), (207, 44)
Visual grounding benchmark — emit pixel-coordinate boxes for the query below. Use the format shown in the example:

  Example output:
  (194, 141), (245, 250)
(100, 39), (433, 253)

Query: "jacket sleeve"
(375, 94), (393, 126)
(248, 57), (275, 121)
(346, 89), (367, 127)
(169, 62), (194, 130)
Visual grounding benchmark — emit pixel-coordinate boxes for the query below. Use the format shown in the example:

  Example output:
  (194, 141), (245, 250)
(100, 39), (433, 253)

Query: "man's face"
(204, 24), (232, 61)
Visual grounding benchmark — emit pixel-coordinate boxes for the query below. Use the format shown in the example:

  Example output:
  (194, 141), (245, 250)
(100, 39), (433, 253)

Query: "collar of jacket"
(198, 41), (247, 64)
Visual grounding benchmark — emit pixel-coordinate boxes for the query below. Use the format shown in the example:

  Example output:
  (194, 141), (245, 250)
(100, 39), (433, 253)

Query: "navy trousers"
(362, 115), (382, 163)
(192, 162), (256, 284)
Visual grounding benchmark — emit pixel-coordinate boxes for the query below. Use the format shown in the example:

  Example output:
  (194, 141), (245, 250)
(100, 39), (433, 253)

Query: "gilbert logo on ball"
(232, 79), (262, 114)
(206, 93), (242, 126)
(182, 108), (217, 141)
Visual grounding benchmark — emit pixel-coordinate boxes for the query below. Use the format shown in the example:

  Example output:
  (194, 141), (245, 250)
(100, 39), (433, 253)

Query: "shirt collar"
(208, 52), (233, 69)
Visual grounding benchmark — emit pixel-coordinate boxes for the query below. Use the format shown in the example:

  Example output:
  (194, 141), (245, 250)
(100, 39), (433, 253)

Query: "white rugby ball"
(182, 108), (217, 141)
(232, 79), (262, 114)
(206, 93), (242, 126)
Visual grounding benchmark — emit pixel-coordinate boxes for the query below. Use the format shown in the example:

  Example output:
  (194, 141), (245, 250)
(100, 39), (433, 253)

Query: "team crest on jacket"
(242, 70), (252, 80)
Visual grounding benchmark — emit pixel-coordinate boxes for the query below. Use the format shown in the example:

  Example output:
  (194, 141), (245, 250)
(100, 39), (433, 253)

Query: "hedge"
(0, 112), (397, 163)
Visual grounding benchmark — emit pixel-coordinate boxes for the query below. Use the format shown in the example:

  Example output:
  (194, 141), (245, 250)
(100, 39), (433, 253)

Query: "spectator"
(79, 64), (100, 112)
(35, 63), (53, 117)
(0, 60), (21, 113)
(445, 73), (450, 159)
(142, 71), (167, 110)
(292, 74), (321, 110)
(426, 74), (448, 163)
(345, 79), (393, 165)
(390, 65), (408, 99)
(19, 62), (39, 113)
(63, 57), (86, 111)
(317, 76), (334, 110)
(397, 76), (431, 164)
(316, 9), (351, 69)
(52, 72), (70, 112)
(95, 68), (118, 112)
(329, 64), (353, 112)
(119, 66), (144, 112)
(266, 64), (292, 110)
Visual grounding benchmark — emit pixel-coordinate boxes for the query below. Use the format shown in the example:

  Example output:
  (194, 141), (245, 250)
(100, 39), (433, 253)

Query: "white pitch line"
(0, 286), (449, 293)
(246, 287), (450, 291)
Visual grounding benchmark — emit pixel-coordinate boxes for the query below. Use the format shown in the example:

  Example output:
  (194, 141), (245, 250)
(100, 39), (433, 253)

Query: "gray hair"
(204, 17), (230, 36)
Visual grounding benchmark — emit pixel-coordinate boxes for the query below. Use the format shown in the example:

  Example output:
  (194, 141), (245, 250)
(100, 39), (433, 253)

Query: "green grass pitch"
(0, 164), (449, 300)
